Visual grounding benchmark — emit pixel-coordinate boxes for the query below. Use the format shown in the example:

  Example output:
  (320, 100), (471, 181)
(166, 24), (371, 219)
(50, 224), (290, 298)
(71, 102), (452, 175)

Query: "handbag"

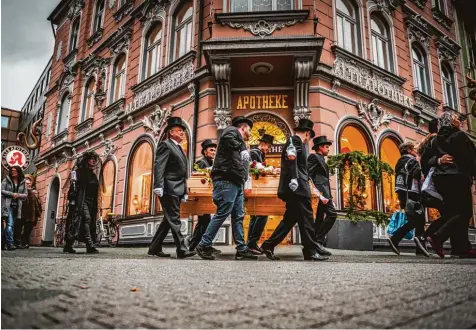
(387, 210), (414, 240)
(421, 167), (443, 209)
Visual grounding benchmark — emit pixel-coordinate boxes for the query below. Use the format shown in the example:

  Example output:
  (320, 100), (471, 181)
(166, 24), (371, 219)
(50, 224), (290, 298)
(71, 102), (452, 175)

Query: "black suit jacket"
(277, 135), (311, 201)
(308, 153), (332, 200)
(154, 139), (188, 197)
(250, 148), (265, 163)
(195, 156), (213, 170)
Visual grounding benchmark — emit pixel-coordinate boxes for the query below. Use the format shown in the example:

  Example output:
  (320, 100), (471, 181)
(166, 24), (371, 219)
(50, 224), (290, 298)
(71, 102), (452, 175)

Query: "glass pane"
(419, 66), (427, 93)
(114, 74), (122, 101)
(337, 16), (344, 48)
(372, 36), (379, 65)
(232, 0), (248, 12)
(179, 27), (186, 57)
(99, 161), (115, 219)
(127, 142), (153, 216)
(339, 125), (374, 210)
(336, 0), (353, 17)
(276, 0), (292, 10)
(155, 44), (161, 71)
(344, 20), (353, 52)
(149, 24), (162, 46)
(147, 50), (154, 77)
(186, 22), (192, 53)
(412, 47), (422, 62)
(371, 17), (383, 35)
(380, 39), (388, 69)
(58, 97), (70, 132)
(380, 138), (400, 214)
(252, 0), (272, 11)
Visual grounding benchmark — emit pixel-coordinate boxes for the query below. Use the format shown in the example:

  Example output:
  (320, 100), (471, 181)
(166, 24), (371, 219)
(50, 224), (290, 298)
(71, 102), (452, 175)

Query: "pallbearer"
(308, 136), (336, 257)
(260, 119), (328, 261)
(187, 139), (220, 254)
(148, 117), (196, 259)
(247, 133), (274, 255)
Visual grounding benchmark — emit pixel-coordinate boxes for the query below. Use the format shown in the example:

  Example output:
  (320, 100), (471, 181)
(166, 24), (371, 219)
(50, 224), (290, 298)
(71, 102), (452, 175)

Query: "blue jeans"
(199, 180), (247, 251)
(2, 207), (17, 247)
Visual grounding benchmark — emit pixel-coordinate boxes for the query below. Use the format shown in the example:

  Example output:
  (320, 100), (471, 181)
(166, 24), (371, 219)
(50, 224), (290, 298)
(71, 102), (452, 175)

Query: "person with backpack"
(425, 111), (476, 258)
(387, 142), (430, 257)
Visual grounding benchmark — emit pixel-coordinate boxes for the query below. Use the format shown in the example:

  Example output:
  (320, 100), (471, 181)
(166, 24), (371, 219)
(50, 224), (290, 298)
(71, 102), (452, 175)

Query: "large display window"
(379, 136), (400, 213)
(126, 141), (153, 216)
(99, 160), (116, 219)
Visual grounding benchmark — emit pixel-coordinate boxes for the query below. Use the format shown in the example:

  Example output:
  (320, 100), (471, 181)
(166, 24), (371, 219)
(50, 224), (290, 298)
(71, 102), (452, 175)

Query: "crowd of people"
(1, 166), (42, 250)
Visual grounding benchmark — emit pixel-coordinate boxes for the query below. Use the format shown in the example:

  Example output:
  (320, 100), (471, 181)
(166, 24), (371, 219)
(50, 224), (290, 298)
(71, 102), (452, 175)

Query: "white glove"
(289, 179), (298, 191)
(182, 194), (189, 202)
(153, 188), (163, 197)
(240, 150), (250, 162)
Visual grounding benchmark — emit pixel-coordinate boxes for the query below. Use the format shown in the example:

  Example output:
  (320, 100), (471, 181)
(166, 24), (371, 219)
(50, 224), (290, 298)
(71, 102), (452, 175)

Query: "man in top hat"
(148, 117), (196, 259)
(247, 133), (274, 254)
(187, 139), (219, 253)
(260, 119), (328, 261)
(196, 116), (258, 260)
(308, 136), (336, 256)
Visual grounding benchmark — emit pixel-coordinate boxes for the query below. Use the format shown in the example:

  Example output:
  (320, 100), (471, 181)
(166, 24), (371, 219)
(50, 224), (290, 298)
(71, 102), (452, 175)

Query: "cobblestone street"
(2, 246), (476, 329)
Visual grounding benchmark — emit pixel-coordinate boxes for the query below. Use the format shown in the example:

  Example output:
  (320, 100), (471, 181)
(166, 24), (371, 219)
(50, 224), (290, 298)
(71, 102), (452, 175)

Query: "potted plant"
(325, 151), (394, 251)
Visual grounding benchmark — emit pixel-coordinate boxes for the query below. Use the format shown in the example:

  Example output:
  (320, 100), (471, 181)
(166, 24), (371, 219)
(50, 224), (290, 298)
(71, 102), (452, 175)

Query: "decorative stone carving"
(406, 15), (431, 50)
(403, 110), (410, 122)
(431, 7), (452, 30)
(126, 55), (195, 113)
(114, 0), (135, 22)
(225, 19), (304, 38)
(136, 0), (166, 23)
(211, 62), (232, 130)
(435, 36), (460, 68)
(293, 58), (313, 125)
(99, 133), (105, 143)
(142, 105), (171, 140)
(416, 117), (425, 129)
(87, 28), (104, 47)
(410, 0), (426, 10)
(413, 90), (440, 115)
(101, 140), (118, 159)
(84, 141), (90, 150)
(357, 99), (392, 131)
(115, 124), (123, 137)
(75, 118), (94, 138)
(331, 78), (341, 94)
(102, 98), (126, 122)
(188, 82), (195, 100)
(127, 115), (134, 125)
(109, 29), (131, 55)
(373, 0), (405, 12)
(332, 47), (413, 108)
(67, 0), (84, 19)
(56, 41), (63, 61)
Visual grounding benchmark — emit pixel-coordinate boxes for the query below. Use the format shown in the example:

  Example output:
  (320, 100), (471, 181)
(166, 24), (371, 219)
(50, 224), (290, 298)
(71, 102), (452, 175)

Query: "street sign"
(1, 145), (31, 170)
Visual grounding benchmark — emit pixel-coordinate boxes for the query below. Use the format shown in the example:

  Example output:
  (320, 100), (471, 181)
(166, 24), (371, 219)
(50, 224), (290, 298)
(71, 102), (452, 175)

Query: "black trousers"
(149, 194), (187, 254)
(189, 214), (211, 250)
(432, 176), (473, 254)
(66, 203), (94, 248)
(392, 191), (425, 243)
(261, 195), (318, 255)
(21, 222), (35, 246)
(247, 215), (268, 248)
(314, 199), (337, 245)
(13, 216), (24, 246)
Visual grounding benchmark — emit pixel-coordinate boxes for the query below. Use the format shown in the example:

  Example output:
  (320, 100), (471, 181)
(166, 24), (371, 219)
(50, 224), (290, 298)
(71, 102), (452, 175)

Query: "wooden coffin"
(181, 174), (319, 217)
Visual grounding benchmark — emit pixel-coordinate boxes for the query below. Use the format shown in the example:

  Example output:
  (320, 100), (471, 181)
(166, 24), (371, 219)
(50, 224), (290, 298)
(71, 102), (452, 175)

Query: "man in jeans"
(387, 142), (430, 257)
(196, 116), (257, 260)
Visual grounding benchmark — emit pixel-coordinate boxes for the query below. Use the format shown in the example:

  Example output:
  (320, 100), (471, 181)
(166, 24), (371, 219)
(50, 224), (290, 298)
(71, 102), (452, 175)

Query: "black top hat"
(232, 116), (253, 129)
(312, 136), (333, 150)
(201, 139), (217, 154)
(258, 134), (274, 145)
(294, 118), (315, 138)
(166, 117), (187, 131)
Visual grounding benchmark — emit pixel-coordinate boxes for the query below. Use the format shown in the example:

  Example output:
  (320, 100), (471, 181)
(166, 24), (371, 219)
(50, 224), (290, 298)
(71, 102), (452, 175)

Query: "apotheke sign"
(2, 145), (31, 170)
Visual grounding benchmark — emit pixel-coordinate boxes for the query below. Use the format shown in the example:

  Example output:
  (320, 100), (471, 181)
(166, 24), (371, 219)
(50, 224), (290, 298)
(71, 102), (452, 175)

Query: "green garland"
(327, 151), (394, 226)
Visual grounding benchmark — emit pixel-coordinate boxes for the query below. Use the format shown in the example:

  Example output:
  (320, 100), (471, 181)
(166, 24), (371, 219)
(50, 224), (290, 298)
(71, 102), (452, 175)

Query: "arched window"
(231, 0), (293, 12)
(93, 0), (105, 33)
(371, 14), (392, 71)
(339, 124), (376, 210)
(69, 19), (80, 52)
(412, 44), (431, 95)
(336, 0), (361, 55)
(379, 136), (400, 214)
(126, 140), (153, 216)
(81, 78), (96, 122)
(111, 55), (126, 102)
(441, 62), (457, 109)
(143, 23), (162, 79)
(172, 2), (193, 61)
(99, 160), (116, 219)
(56, 93), (70, 133)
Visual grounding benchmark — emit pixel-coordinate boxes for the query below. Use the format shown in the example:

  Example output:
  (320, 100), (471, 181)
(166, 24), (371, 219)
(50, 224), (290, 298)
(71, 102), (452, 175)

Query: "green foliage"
(327, 151), (394, 226)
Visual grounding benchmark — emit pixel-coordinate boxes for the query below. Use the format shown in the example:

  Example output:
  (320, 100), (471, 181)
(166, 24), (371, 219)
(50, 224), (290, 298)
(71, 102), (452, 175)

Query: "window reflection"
(126, 141), (153, 216)
(99, 160), (115, 219)
(379, 137), (400, 213)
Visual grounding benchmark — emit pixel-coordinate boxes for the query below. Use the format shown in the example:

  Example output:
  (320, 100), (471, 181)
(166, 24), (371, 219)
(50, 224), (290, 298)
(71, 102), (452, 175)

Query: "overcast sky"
(2, 0), (58, 110)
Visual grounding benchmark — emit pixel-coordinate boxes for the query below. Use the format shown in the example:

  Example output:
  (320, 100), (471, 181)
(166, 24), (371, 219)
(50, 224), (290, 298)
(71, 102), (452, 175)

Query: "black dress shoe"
(86, 247), (99, 254)
(196, 245), (215, 260)
(177, 251), (197, 259)
(261, 246), (280, 260)
(309, 253), (328, 261)
(235, 249), (259, 260)
(63, 246), (76, 253)
(148, 251), (171, 257)
(316, 243), (332, 256)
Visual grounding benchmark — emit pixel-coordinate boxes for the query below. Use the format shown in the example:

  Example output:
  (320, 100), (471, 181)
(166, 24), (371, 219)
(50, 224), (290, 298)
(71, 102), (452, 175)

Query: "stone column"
(293, 58), (313, 125)
(212, 61), (232, 140)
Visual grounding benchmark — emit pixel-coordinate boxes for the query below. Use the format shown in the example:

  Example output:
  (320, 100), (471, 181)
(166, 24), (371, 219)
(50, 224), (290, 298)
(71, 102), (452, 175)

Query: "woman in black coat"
(427, 112), (476, 258)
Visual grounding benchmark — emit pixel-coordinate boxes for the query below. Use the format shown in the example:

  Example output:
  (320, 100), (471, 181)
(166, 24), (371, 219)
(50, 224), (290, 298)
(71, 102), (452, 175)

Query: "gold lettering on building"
(236, 95), (289, 110)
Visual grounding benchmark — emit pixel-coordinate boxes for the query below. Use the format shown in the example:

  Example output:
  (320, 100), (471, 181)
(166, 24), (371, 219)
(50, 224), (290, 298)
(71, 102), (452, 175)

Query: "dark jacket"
(22, 189), (42, 223)
(420, 135), (439, 178)
(195, 156), (213, 170)
(1, 177), (27, 219)
(308, 153), (332, 200)
(431, 127), (476, 181)
(250, 148), (265, 163)
(278, 135), (311, 201)
(154, 139), (189, 197)
(211, 126), (248, 186)
(395, 154), (421, 201)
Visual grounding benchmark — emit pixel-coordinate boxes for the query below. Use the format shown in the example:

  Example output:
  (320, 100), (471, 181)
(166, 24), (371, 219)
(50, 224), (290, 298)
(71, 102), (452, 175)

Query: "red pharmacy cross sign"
(1, 146), (31, 170)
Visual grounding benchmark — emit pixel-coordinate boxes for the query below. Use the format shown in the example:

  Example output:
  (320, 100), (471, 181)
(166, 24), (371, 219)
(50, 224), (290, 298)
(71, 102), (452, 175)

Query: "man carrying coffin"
(187, 139), (220, 253)
(247, 133), (274, 255)
(148, 117), (196, 259)
(308, 136), (336, 257)
(260, 119), (328, 261)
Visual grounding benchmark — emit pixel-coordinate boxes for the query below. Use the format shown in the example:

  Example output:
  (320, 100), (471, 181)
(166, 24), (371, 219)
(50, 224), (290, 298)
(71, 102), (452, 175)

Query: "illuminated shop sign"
(236, 95), (289, 110)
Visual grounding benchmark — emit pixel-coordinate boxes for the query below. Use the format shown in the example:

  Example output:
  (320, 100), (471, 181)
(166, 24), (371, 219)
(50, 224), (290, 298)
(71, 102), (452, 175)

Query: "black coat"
(195, 156), (213, 170)
(420, 136), (438, 178)
(308, 153), (332, 199)
(211, 126), (248, 186)
(154, 139), (188, 197)
(278, 135), (311, 201)
(250, 148), (265, 163)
